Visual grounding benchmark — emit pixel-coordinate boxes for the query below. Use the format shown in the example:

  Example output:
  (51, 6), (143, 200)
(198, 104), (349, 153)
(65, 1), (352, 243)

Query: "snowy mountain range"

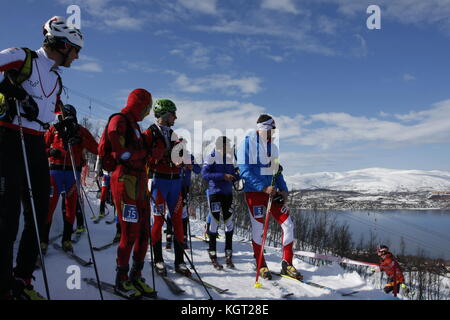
(285, 168), (450, 193)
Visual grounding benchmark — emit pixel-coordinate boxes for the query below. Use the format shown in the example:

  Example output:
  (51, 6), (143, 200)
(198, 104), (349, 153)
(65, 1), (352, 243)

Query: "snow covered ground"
(21, 190), (400, 301)
(286, 168), (450, 193)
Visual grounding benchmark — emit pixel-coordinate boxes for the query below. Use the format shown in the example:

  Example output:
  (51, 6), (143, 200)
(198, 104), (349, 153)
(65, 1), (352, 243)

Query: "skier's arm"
(201, 162), (226, 181)
(80, 126), (99, 155)
(0, 48), (26, 72)
(236, 137), (267, 191)
(107, 115), (146, 162)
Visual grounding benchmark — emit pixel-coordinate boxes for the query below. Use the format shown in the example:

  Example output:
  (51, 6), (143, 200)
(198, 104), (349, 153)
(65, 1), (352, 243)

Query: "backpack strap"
(15, 48), (37, 84)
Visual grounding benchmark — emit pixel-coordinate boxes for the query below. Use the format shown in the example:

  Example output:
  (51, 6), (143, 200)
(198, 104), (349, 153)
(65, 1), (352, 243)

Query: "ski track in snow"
(21, 190), (397, 300)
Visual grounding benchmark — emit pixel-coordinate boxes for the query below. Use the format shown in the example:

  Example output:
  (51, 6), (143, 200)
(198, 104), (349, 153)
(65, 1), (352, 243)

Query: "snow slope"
(285, 168), (450, 193)
(22, 190), (396, 301)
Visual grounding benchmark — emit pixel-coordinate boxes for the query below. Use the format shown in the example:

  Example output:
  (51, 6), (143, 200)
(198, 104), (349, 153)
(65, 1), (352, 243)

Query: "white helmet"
(43, 16), (83, 49)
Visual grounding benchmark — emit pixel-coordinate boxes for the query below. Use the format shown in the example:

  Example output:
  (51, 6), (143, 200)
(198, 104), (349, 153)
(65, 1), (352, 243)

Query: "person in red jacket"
(42, 104), (98, 253)
(107, 88), (156, 299)
(142, 99), (192, 277)
(377, 245), (406, 296)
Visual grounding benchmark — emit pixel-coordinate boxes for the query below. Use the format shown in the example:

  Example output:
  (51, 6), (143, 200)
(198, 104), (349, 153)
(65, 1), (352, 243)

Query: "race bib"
(122, 204), (139, 223)
(253, 205), (265, 218)
(211, 202), (222, 213)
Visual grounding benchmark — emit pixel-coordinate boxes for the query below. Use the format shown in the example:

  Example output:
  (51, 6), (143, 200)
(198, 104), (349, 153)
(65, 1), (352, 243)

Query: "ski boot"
(62, 240), (73, 253)
(75, 225), (86, 234)
(12, 277), (46, 300)
(208, 250), (223, 270)
(130, 262), (157, 298)
(281, 260), (303, 280)
(175, 263), (192, 277)
(225, 249), (235, 269)
(115, 265), (142, 300)
(259, 266), (272, 280)
(154, 261), (167, 276)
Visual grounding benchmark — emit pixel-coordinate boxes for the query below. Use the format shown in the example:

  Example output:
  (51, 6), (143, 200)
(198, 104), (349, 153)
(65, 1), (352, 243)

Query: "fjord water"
(296, 209), (450, 260)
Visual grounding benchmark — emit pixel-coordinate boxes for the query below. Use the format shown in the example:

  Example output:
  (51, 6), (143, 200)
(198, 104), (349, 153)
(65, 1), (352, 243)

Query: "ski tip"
(254, 282), (263, 288)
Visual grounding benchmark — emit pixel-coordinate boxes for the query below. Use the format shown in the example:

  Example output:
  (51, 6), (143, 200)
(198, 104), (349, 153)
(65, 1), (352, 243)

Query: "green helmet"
(154, 99), (177, 118)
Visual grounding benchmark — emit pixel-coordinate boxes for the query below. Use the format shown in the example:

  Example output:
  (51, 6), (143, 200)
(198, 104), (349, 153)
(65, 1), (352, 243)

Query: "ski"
(105, 217), (116, 224)
(153, 269), (185, 295)
(93, 239), (119, 251)
(193, 235), (209, 243)
(166, 265), (229, 294)
(272, 272), (358, 296)
(271, 281), (294, 299)
(93, 215), (106, 224)
(53, 243), (93, 267)
(83, 278), (165, 300)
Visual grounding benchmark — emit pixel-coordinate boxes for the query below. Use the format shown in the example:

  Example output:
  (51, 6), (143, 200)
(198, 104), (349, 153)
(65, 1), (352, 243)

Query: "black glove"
(48, 148), (62, 158)
(20, 96), (39, 122)
(273, 192), (285, 205)
(0, 71), (28, 101)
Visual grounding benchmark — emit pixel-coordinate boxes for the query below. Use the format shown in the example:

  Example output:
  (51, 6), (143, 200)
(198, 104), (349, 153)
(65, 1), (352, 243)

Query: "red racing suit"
(379, 252), (405, 293)
(44, 124), (98, 243)
(108, 89), (152, 269)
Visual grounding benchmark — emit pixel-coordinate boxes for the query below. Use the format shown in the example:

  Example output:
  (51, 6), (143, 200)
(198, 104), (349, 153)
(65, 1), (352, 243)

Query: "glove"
(48, 148), (62, 158)
(20, 96), (39, 121)
(273, 192), (285, 205)
(0, 72), (28, 100)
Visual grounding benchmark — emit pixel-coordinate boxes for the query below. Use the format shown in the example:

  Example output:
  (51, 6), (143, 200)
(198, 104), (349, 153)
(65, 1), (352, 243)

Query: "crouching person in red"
(100, 89), (154, 299)
(377, 245), (408, 296)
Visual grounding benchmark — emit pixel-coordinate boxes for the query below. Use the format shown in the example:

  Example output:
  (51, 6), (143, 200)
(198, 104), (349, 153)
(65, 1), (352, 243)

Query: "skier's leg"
(0, 128), (23, 296)
(245, 192), (267, 267)
(222, 194), (234, 252)
(270, 203), (294, 264)
(14, 134), (50, 288)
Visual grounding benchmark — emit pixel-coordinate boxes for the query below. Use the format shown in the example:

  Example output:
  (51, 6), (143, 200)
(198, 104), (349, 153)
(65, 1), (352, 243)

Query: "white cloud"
(171, 72), (263, 96)
(403, 73), (416, 82)
(296, 99), (450, 148)
(73, 55), (103, 72)
(178, 0), (217, 15)
(261, 0), (300, 14)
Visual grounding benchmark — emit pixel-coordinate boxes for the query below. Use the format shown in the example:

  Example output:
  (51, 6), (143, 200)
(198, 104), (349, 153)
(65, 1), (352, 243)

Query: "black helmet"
(62, 104), (77, 118)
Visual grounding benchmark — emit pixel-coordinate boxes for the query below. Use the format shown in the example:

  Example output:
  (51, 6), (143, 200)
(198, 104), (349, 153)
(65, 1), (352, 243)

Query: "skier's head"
(122, 89), (152, 122)
(43, 16), (83, 68)
(215, 136), (232, 156)
(256, 114), (276, 141)
(154, 99), (177, 127)
(377, 245), (389, 256)
(62, 104), (77, 118)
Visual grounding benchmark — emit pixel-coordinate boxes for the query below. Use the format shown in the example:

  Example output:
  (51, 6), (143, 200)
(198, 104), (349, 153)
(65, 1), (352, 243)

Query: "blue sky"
(3, 0), (450, 175)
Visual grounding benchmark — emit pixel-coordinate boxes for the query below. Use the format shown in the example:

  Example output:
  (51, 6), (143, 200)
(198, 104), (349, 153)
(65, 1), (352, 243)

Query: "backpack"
(0, 47), (62, 124)
(98, 113), (135, 172)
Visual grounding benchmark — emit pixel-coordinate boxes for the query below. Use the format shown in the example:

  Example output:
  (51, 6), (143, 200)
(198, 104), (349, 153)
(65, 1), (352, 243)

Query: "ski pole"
(61, 119), (103, 300)
(14, 100), (51, 299)
(185, 194), (194, 263)
(254, 159), (280, 289)
(150, 194), (213, 300)
(148, 200), (156, 293)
